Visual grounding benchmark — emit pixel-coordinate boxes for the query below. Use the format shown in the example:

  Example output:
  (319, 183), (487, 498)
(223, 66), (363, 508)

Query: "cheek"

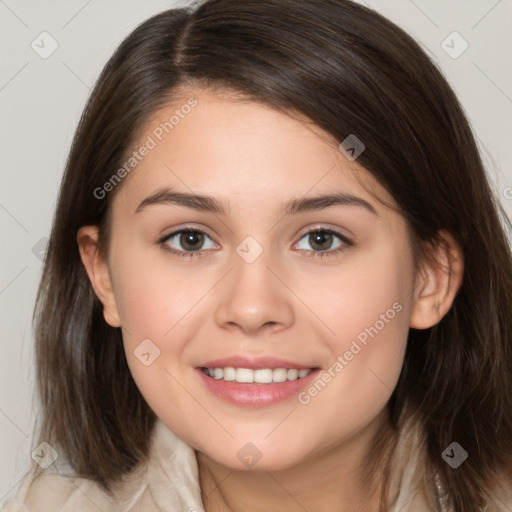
(111, 251), (215, 406)
(113, 247), (211, 342)
(306, 240), (412, 342)
(298, 241), (412, 408)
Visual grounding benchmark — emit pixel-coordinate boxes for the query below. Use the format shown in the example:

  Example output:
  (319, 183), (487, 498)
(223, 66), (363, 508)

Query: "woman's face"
(100, 87), (419, 471)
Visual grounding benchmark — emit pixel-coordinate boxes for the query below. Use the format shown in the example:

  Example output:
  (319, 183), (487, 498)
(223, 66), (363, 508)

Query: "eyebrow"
(134, 187), (378, 217)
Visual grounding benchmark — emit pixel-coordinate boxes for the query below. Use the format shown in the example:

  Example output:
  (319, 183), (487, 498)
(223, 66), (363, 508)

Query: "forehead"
(112, 87), (396, 215)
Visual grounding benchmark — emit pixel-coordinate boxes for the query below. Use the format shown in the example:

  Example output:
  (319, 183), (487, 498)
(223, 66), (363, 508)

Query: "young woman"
(3, 0), (511, 511)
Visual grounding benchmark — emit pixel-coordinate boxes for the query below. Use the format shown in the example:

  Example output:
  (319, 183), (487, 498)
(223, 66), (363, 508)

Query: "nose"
(213, 248), (295, 335)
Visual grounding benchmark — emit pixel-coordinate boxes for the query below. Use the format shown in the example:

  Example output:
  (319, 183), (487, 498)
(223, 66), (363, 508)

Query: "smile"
(201, 367), (313, 384)
(196, 366), (321, 407)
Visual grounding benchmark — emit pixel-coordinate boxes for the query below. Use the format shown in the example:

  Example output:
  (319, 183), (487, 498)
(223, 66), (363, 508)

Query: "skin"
(78, 87), (464, 511)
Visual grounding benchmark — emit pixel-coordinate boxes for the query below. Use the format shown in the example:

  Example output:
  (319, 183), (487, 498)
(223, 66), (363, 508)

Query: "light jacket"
(2, 415), (511, 511)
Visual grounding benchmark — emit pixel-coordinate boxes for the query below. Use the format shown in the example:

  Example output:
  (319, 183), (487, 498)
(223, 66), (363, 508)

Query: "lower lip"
(195, 368), (321, 407)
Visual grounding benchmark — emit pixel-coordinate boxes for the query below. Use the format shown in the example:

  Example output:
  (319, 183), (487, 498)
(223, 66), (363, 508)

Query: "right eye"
(159, 229), (218, 258)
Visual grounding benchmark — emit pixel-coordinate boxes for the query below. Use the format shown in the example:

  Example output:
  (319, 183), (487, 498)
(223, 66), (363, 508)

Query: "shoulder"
(387, 414), (512, 512)
(1, 463), (152, 512)
(2, 469), (112, 512)
(1, 419), (202, 512)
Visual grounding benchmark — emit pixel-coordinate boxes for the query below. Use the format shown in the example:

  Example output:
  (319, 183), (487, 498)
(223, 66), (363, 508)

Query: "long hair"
(32, 1), (512, 509)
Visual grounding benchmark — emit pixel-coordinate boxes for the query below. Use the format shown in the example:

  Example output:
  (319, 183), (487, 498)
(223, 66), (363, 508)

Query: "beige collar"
(115, 416), (435, 512)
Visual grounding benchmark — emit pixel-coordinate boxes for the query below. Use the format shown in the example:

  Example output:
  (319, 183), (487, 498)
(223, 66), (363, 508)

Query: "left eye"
(295, 229), (349, 253)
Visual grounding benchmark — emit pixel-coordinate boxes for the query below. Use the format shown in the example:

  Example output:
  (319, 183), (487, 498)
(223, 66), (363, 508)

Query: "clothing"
(2, 416), (510, 512)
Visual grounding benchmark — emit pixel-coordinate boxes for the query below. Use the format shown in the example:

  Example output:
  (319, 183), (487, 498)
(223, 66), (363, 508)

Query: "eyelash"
(157, 226), (354, 260)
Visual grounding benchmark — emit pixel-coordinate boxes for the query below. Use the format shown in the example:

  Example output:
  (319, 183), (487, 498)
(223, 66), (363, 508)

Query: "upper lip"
(197, 356), (318, 370)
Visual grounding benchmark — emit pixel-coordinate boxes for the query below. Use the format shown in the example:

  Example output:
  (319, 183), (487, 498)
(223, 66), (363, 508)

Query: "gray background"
(1, 0), (511, 503)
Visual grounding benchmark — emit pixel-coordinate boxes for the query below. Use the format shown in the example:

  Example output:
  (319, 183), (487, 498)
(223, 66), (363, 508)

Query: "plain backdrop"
(1, 0), (511, 503)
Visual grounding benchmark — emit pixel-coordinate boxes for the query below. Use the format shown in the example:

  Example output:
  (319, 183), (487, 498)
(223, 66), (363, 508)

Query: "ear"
(409, 230), (464, 329)
(76, 226), (121, 328)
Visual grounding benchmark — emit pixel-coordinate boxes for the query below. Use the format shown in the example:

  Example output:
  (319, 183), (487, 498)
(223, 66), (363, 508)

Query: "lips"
(197, 355), (316, 370)
(195, 355), (321, 407)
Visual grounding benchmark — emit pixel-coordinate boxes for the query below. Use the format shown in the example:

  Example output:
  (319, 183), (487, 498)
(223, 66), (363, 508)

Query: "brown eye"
(308, 231), (334, 251)
(295, 228), (352, 258)
(179, 231), (205, 251)
(160, 229), (217, 257)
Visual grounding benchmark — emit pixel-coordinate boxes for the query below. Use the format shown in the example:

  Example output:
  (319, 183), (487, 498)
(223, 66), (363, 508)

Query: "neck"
(197, 410), (396, 512)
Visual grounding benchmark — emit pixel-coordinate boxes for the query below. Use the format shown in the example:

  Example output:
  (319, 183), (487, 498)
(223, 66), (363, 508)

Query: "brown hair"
(32, 1), (512, 510)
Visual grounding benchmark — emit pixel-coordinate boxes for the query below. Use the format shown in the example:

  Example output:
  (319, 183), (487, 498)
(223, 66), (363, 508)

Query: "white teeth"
(235, 368), (254, 383)
(272, 368), (287, 383)
(254, 369), (273, 383)
(286, 369), (299, 381)
(204, 367), (313, 383)
(223, 367), (236, 381)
